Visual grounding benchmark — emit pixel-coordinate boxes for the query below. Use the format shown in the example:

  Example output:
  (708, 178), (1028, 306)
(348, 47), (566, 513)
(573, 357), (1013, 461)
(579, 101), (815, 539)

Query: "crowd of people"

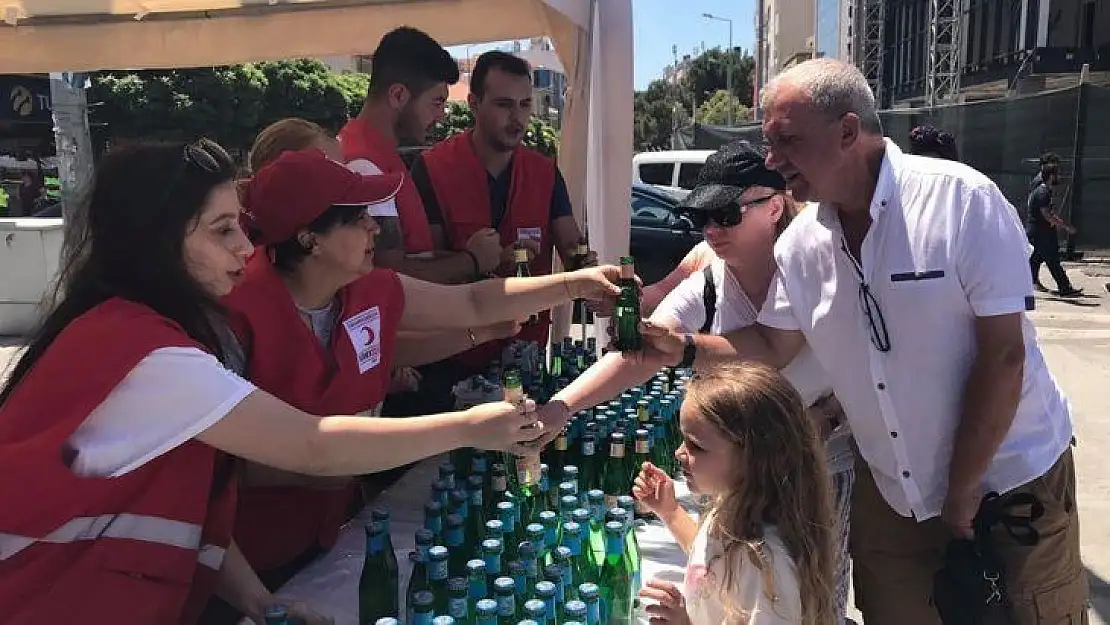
(0, 23), (1089, 625)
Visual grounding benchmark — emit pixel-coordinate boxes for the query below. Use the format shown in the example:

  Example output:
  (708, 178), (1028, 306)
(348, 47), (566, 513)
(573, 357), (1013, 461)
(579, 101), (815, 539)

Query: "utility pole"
(754, 1), (765, 120)
(703, 13), (736, 126)
(671, 44), (680, 149)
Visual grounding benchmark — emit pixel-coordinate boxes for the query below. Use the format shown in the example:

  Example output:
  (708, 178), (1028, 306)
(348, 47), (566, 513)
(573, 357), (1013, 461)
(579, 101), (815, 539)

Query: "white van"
(632, 150), (714, 193)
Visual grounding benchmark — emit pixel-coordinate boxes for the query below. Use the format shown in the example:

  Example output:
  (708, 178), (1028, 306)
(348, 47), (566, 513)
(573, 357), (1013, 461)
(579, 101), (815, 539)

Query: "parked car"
(632, 150), (713, 192)
(629, 182), (702, 285)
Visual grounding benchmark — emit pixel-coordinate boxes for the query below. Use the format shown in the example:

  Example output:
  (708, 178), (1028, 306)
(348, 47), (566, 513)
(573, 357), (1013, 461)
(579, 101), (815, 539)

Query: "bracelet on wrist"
(463, 250), (481, 280)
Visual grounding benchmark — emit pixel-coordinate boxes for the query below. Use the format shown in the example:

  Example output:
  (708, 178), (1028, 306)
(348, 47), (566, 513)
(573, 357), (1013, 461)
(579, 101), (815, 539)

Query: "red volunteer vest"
(223, 255), (403, 571)
(0, 298), (236, 625)
(339, 117), (435, 254)
(422, 130), (557, 371)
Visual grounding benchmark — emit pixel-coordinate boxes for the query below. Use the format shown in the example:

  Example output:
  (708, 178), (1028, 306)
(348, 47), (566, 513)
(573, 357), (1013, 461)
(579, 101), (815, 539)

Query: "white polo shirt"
(758, 139), (1073, 520)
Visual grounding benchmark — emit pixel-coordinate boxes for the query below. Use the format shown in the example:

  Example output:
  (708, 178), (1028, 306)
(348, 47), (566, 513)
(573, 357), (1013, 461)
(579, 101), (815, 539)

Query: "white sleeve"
(956, 183), (1035, 317)
(345, 158), (384, 175)
(650, 268), (708, 334)
(756, 267), (801, 331)
(68, 346), (257, 478)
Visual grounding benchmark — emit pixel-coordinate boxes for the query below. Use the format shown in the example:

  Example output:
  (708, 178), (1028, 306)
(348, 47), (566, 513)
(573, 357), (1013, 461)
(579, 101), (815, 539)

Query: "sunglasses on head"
(685, 193), (778, 230)
(154, 138), (233, 211)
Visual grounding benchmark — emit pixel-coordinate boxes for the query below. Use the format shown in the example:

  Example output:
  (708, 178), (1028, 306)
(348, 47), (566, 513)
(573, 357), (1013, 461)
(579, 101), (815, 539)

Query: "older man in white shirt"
(640, 58), (1085, 625)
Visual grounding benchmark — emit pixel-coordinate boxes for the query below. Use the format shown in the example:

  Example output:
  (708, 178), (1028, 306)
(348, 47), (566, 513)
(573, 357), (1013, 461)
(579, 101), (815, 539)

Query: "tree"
(429, 101), (560, 157)
(634, 79), (687, 150)
(684, 47), (756, 109)
(697, 90), (752, 126)
(89, 59), (369, 151)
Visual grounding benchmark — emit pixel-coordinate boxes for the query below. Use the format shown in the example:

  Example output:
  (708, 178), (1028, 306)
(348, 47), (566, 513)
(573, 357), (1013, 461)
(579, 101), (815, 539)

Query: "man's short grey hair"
(763, 58), (883, 134)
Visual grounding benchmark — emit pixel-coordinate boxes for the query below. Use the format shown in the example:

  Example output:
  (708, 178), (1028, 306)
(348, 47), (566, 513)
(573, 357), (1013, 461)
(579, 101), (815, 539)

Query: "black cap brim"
(678, 184), (746, 211)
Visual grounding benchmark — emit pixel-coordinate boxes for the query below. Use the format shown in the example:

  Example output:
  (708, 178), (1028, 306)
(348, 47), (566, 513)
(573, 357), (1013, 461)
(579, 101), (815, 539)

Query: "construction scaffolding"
(925, 0), (962, 106)
(861, 0), (886, 106)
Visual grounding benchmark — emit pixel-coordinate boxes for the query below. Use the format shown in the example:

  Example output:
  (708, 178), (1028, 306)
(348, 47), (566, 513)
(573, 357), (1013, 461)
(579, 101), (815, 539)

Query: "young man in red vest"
(339, 26), (504, 284)
(409, 50), (596, 408)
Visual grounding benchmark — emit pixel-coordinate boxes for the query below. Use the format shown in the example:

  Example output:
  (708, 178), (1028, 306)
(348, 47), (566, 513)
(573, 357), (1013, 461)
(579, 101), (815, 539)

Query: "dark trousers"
(1029, 229), (1074, 291)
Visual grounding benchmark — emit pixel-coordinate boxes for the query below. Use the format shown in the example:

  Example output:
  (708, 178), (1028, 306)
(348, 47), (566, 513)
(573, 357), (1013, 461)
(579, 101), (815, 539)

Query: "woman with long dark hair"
(0, 139), (619, 625)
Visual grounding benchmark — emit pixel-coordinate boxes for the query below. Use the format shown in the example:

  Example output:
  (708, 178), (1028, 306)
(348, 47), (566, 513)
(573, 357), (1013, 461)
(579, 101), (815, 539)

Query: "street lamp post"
(703, 12), (735, 126)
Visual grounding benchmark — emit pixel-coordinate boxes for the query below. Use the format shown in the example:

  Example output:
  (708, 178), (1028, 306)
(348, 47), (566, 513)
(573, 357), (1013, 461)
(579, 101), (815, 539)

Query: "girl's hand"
(464, 399), (543, 452)
(633, 461), (678, 519)
(639, 578), (690, 625)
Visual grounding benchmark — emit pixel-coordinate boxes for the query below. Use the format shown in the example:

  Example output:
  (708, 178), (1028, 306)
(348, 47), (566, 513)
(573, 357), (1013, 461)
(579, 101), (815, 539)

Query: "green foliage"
(633, 46), (756, 149)
(430, 101), (559, 158)
(88, 59), (370, 152)
(696, 90), (752, 126)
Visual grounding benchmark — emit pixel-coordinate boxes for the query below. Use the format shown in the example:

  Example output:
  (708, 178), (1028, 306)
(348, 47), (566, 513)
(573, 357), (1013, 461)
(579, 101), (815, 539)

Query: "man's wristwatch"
(678, 333), (696, 368)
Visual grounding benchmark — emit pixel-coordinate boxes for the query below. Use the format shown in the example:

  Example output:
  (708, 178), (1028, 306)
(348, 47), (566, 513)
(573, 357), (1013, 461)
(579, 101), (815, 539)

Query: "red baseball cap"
(242, 148), (403, 246)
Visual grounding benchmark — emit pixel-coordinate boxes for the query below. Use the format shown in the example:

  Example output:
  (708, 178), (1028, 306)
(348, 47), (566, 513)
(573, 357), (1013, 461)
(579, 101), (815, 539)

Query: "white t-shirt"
(652, 259), (855, 474)
(684, 512), (801, 625)
(67, 347), (256, 478)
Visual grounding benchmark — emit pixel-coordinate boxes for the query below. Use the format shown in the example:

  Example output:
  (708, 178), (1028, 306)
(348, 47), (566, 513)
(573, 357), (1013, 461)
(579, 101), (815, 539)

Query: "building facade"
(760, 0), (816, 89)
(814, 0), (857, 62)
(878, 0), (1110, 107)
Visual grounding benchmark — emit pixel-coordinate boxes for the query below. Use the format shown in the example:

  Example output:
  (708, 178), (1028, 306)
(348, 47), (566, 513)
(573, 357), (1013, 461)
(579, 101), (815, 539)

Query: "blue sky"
(447, 0), (755, 91)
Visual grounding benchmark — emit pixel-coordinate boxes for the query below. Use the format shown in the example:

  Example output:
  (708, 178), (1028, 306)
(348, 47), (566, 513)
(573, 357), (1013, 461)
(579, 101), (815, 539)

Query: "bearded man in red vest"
(409, 50), (596, 403)
(339, 26), (504, 285)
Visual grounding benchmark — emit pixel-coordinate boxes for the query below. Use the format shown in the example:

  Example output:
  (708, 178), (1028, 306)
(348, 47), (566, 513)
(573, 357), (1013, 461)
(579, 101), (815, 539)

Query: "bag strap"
(700, 265), (716, 335)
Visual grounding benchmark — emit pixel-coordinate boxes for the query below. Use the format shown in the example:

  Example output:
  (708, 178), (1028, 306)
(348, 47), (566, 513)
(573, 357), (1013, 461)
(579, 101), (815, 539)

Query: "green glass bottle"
(433, 616), (456, 625)
(543, 563), (565, 612)
(505, 368), (542, 502)
(466, 475), (487, 547)
(434, 479), (451, 508)
(551, 545), (576, 601)
(493, 576), (519, 625)
(425, 501), (445, 538)
(466, 559), (488, 603)
(445, 514), (467, 578)
(601, 433), (629, 512)
(612, 256), (641, 352)
(584, 491), (605, 567)
(597, 522), (633, 625)
(561, 467), (580, 504)
(374, 618), (400, 625)
(450, 490), (470, 523)
(567, 513), (599, 584)
(562, 599), (587, 625)
(613, 500), (642, 597)
(576, 434), (599, 496)
(546, 431), (569, 484)
(447, 578), (471, 625)
(525, 522), (547, 564)
(497, 500), (522, 562)
(517, 540), (541, 602)
(523, 599), (548, 623)
(577, 583), (600, 625)
(407, 530), (434, 624)
(512, 244), (538, 323)
(411, 591), (435, 625)
(533, 581), (557, 625)
(427, 545), (451, 616)
(482, 538), (504, 589)
(371, 509), (399, 593)
(538, 511), (559, 560)
(631, 430), (653, 519)
(558, 494), (578, 526)
(263, 605), (290, 625)
(360, 521), (398, 624)
(490, 464), (511, 519)
(507, 559), (527, 604)
(476, 599), (499, 625)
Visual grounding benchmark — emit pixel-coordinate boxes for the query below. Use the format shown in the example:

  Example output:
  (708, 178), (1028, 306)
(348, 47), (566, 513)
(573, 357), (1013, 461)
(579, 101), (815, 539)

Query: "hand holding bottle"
(632, 461), (678, 520)
(251, 599), (334, 625)
(464, 398), (543, 452)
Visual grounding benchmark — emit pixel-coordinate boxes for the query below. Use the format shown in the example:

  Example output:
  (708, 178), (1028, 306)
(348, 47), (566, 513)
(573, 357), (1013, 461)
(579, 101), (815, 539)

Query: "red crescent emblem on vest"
(362, 325), (375, 345)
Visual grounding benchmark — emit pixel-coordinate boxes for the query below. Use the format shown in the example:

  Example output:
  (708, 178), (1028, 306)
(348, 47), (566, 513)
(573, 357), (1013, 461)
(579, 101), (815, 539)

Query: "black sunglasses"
(685, 194), (778, 230)
(154, 138), (233, 207)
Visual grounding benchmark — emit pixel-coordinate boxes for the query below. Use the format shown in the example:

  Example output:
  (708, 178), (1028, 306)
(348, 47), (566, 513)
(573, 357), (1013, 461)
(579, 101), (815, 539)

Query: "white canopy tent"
(0, 0), (633, 338)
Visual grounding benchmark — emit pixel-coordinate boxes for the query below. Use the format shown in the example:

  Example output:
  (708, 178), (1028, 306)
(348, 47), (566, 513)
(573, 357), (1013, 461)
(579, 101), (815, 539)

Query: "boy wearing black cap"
(1027, 153), (1081, 296)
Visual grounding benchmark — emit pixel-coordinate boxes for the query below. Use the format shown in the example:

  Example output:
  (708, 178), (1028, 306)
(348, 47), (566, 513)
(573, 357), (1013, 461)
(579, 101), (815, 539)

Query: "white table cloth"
(247, 456), (699, 625)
